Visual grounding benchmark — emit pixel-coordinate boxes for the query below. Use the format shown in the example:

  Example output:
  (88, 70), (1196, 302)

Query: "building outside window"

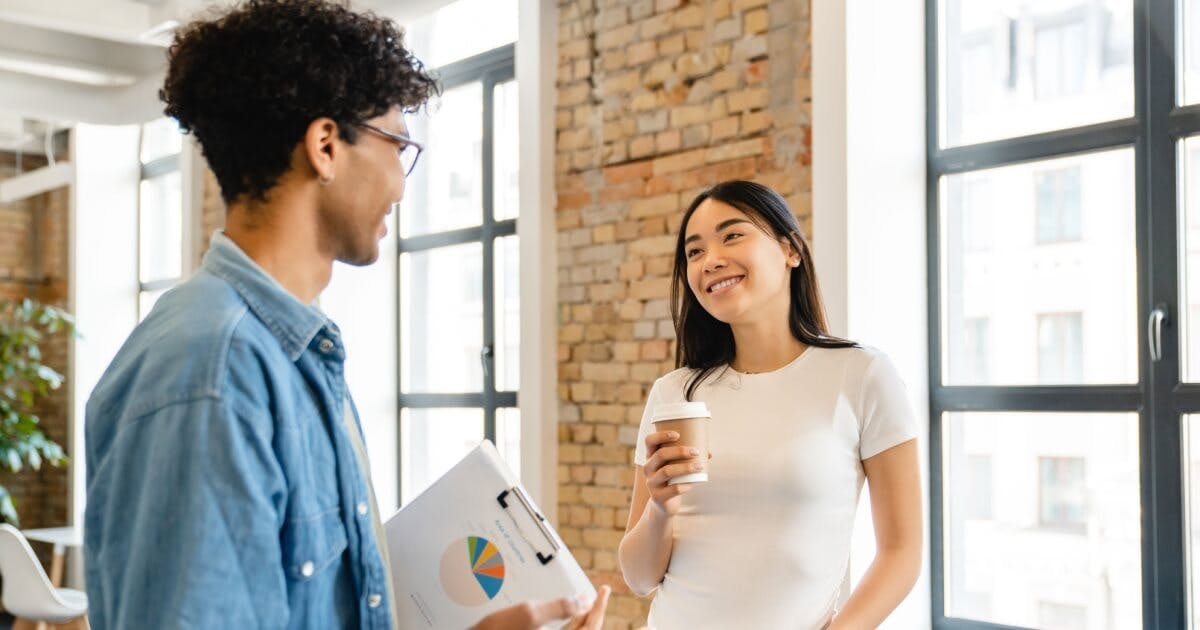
(1033, 20), (1086, 101)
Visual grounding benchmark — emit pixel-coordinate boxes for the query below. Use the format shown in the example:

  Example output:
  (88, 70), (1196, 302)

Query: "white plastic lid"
(652, 401), (711, 422)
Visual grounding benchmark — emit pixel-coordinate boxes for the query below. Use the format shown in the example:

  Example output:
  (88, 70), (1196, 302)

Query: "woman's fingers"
(643, 445), (700, 475)
(643, 430), (679, 460)
(647, 461), (706, 492)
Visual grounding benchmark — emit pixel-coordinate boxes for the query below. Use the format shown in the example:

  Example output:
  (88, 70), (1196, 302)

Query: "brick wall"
(0, 151), (71, 536)
(553, 0), (812, 627)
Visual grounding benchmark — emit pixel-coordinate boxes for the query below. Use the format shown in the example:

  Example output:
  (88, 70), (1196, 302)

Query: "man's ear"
(303, 117), (340, 185)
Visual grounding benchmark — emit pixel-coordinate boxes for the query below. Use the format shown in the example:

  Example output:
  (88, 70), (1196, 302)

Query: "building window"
(397, 43), (518, 505)
(1035, 166), (1082, 243)
(1038, 456), (1086, 531)
(137, 118), (184, 321)
(1037, 312), (1083, 384)
(1034, 20), (1087, 101)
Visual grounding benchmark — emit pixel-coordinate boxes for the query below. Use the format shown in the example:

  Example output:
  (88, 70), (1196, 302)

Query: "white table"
(22, 526), (81, 587)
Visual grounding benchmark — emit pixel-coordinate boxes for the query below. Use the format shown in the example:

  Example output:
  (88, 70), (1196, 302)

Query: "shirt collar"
(201, 231), (331, 361)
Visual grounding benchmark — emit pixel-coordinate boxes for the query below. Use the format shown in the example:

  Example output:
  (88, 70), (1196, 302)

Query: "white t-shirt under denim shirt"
(633, 346), (918, 630)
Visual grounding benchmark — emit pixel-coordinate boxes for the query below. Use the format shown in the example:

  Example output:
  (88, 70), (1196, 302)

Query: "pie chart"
(439, 536), (506, 606)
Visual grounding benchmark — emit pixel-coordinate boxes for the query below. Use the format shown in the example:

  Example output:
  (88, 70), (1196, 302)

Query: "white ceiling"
(0, 0), (457, 138)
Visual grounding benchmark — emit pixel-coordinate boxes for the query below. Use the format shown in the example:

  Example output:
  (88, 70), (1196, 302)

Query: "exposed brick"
(553, 2), (814, 626)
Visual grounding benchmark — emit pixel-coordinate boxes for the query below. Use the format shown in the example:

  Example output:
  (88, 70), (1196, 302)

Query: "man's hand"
(470, 585), (611, 630)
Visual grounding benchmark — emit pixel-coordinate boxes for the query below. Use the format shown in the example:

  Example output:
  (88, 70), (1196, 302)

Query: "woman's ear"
(780, 238), (801, 268)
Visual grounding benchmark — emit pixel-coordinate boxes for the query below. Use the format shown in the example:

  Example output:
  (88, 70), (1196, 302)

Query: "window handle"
(480, 344), (494, 380)
(1149, 304), (1168, 363)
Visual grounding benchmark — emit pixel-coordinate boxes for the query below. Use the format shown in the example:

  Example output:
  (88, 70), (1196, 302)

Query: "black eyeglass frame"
(357, 122), (424, 176)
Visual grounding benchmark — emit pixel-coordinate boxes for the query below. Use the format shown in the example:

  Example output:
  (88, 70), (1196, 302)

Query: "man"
(83, 1), (609, 627)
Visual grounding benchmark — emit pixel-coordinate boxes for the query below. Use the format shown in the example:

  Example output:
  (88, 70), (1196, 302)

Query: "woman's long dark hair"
(672, 180), (856, 399)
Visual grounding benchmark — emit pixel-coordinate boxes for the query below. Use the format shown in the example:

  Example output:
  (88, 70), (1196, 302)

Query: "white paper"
(384, 440), (596, 629)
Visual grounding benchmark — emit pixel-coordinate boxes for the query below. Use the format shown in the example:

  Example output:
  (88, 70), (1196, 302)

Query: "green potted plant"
(0, 298), (73, 526)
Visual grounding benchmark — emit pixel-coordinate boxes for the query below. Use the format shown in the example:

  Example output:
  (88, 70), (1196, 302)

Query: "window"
(397, 43), (518, 505)
(931, 0), (1200, 627)
(1037, 312), (1083, 384)
(137, 118), (184, 321)
(1039, 456), (1087, 530)
(1035, 167), (1082, 243)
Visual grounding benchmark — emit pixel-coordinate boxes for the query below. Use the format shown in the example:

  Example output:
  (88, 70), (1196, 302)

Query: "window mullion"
(1141, 0), (1187, 624)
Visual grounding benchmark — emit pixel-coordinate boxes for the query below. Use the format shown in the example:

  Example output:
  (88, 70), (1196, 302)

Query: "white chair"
(0, 524), (88, 626)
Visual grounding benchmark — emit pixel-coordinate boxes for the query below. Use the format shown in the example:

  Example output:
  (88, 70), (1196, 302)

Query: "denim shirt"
(84, 232), (395, 629)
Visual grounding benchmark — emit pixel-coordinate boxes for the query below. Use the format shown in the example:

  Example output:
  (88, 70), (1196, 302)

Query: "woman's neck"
(729, 318), (807, 374)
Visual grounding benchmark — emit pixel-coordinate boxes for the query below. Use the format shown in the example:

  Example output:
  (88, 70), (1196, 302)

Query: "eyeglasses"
(356, 123), (424, 176)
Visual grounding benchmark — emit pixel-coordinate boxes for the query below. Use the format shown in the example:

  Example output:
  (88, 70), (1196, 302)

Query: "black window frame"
(928, 1), (1200, 628)
(396, 44), (516, 507)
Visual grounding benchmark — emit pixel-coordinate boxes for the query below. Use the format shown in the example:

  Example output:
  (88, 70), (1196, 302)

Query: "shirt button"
(300, 561), (315, 577)
(357, 502), (369, 516)
(318, 338), (334, 353)
(368, 593), (382, 608)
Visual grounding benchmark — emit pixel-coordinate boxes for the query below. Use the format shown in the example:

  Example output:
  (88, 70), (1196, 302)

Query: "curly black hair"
(161, 0), (439, 204)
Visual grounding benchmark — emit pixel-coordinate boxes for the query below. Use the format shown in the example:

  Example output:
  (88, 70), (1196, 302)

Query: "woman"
(618, 181), (922, 629)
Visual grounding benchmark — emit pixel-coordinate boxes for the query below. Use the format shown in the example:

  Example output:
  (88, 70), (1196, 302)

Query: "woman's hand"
(470, 585), (611, 630)
(641, 430), (705, 516)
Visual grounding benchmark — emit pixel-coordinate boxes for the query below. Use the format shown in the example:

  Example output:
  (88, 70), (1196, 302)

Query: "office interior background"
(3, 0), (1200, 628)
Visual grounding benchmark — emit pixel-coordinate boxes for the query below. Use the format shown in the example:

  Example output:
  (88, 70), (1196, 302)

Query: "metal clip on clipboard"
(497, 486), (560, 566)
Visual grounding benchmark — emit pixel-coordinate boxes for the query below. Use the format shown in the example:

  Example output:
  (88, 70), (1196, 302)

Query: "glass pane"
(139, 171), (183, 283)
(1186, 415), (1200, 628)
(138, 287), (170, 322)
(944, 412), (1141, 628)
(494, 80), (519, 221)
(1181, 137), (1200, 380)
(496, 407), (521, 479)
(140, 118), (183, 163)
(939, 0), (1133, 147)
(401, 242), (483, 393)
(400, 407), (483, 504)
(402, 82), (482, 237)
(941, 149), (1136, 385)
(404, 0), (517, 68)
(495, 235), (519, 392)
(1185, 0), (1200, 105)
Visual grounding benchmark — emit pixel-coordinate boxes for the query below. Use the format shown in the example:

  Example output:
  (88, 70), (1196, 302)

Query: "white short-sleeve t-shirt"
(632, 345), (917, 630)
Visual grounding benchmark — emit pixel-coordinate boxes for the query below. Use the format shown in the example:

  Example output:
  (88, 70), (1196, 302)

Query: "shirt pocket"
(281, 508), (348, 581)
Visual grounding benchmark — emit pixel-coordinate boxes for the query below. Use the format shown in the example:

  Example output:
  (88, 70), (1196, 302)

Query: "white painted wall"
(813, 0), (931, 627)
(516, 0), (558, 520)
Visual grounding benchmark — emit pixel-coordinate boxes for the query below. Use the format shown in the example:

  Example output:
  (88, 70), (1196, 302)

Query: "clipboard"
(383, 440), (596, 629)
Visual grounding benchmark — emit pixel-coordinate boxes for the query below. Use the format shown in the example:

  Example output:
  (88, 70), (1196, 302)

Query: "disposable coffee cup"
(651, 401), (711, 485)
